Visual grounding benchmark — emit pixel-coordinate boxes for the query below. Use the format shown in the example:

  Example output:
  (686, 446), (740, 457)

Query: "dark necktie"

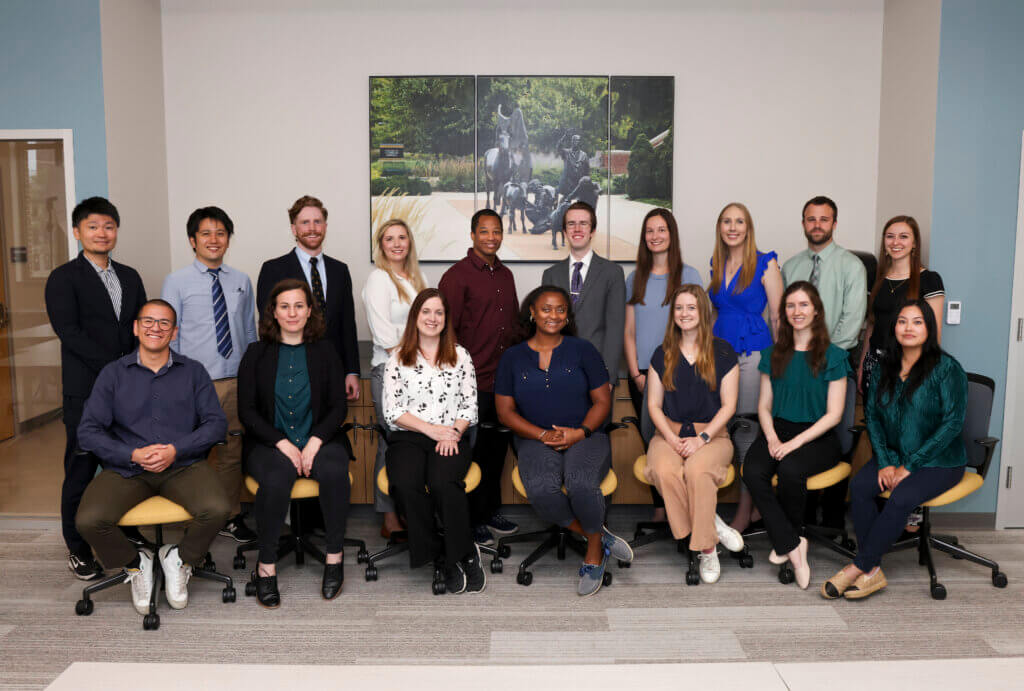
(209, 268), (232, 359)
(810, 254), (822, 288)
(570, 261), (583, 305)
(309, 256), (327, 315)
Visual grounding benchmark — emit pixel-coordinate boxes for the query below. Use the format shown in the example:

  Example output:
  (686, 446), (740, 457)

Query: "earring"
(529, 314), (534, 322)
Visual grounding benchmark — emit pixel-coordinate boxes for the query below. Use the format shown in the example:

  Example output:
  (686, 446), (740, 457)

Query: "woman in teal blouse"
(823, 298), (967, 600)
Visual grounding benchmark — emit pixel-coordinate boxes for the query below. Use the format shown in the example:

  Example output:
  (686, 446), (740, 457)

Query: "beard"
(804, 227), (834, 247)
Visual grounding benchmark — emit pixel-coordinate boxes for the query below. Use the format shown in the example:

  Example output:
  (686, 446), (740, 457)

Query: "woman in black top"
(858, 215), (945, 396)
(238, 279), (352, 607)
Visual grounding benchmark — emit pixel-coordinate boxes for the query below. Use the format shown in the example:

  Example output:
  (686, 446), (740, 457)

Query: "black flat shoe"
(322, 561), (344, 600)
(254, 571), (280, 609)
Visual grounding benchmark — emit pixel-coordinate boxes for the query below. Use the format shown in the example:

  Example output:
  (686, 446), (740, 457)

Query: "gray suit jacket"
(542, 253), (626, 381)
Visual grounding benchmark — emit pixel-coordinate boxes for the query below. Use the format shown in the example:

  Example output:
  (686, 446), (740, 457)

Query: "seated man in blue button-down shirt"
(76, 299), (230, 615)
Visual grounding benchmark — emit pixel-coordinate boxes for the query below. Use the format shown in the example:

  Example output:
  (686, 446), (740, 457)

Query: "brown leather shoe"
(821, 567), (859, 599)
(844, 568), (888, 600)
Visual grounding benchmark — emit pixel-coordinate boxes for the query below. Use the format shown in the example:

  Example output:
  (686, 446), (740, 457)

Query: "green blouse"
(758, 344), (850, 423)
(865, 353), (968, 473)
(274, 343), (312, 448)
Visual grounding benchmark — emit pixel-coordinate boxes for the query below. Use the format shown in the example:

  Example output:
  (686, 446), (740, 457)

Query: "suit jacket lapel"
(79, 254), (119, 324)
(576, 254), (605, 309)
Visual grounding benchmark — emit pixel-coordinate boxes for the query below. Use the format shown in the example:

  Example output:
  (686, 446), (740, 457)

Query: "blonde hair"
(709, 202), (759, 295)
(661, 284), (718, 391)
(373, 219), (427, 303)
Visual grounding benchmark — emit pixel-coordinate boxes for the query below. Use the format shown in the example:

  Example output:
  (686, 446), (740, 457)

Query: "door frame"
(996, 130), (1024, 529)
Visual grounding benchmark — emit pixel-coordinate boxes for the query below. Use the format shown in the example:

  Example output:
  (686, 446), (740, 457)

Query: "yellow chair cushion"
(118, 496), (193, 526)
(741, 461), (852, 491)
(244, 474), (352, 500)
(632, 454), (735, 489)
(511, 466), (618, 499)
(878, 469), (983, 507)
(377, 462), (482, 496)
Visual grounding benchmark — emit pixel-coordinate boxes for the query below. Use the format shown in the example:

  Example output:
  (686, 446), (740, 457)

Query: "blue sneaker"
(486, 513), (519, 535)
(577, 557), (607, 597)
(473, 524), (495, 546)
(601, 526), (634, 563)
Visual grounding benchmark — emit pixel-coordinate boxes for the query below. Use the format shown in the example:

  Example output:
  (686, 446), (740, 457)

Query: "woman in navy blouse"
(496, 286), (633, 597)
(238, 279), (352, 607)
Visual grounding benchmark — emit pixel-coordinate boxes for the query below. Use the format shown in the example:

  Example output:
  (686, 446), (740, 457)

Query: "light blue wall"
(0, 0), (107, 200)
(931, 0), (1024, 512)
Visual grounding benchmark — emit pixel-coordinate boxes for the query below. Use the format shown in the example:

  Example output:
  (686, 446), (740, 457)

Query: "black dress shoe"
(254, 572), (280, 609)
(322, 561), (344, 600)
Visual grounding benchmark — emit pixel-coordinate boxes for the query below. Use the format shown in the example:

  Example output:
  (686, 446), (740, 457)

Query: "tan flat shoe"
(792, 537), (810, 590)
(768, 549), (789, 565)
(844, 568), (888, 600)
(821, 567), (858, 599)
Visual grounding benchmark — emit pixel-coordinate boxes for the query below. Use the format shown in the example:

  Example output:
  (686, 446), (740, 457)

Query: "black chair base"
(74, 525), (235, 631)
(629, 519), (754, 584)
(497, 525), (611, 588)
(888, 507), (1008, 599)
(364, 529), (504, 593)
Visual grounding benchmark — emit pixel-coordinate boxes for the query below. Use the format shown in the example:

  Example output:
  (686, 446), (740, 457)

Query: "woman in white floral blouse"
(382, 288), (484, 593)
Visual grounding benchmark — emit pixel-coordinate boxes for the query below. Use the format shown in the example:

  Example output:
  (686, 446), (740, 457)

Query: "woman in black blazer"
(238, 278), (352, 607)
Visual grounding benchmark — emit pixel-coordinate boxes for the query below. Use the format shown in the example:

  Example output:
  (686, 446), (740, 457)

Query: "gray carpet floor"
(1, 506), (1021, 690)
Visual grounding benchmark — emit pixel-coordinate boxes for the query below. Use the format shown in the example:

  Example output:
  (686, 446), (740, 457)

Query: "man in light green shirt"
(782, 196), (866, 351)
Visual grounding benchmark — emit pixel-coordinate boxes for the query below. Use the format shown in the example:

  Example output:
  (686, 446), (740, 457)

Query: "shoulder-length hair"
(876, 297), (942, 402)
(396, 288), (458, 369)
(515, 285), (577, 343)
(373, 218), (427, 303)
(709, 202), (759, 295)
(868, 215), (923, 324)
(661, 284), (718, 392)
(628, 208), (683, 307)
(259, 279), (325, 343)
(771, 281), (831, 379)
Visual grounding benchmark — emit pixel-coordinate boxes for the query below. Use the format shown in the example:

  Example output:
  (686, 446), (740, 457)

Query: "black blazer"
(237, 339), (352, 458)
(256, 250), (360, 377)
(45, 252), (147, 400)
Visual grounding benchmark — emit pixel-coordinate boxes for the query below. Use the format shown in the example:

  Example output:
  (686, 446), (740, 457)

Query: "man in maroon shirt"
(439, 209), (520, 545)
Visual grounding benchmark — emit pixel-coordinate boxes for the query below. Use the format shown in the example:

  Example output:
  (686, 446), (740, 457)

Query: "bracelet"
(537, 429), (546, 441)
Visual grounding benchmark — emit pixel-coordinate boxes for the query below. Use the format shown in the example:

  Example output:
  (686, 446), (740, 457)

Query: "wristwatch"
(581, 425), (593, 438)
(699, 431), (711, 444)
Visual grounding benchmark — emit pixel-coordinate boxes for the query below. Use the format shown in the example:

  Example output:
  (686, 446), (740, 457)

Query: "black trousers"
(742, 418), (840, 555)
(627, 370), (664, 509)
(246, 441), (351, 564)
(387, 431), (474, 568)
(469, 391), (509, 525)
(61, 396), (100, 557)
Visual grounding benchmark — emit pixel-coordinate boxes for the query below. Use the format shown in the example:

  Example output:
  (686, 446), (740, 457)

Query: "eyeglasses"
(138, 317), (174, 331)
(565, 221), (592, 230)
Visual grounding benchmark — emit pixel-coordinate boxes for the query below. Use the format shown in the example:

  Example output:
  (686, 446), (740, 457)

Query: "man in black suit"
(256, 196), (360, 400)
(45, 197), (147, 580)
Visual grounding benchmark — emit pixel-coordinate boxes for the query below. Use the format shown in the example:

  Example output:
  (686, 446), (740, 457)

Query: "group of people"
(46, 189), (967, 615)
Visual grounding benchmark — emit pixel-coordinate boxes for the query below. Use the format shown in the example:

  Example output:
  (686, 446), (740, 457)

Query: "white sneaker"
(698, 550), (721, 584)
(158, 544), (192, 610)
(125, 549), (155, 615)
(714, 514), (745, 553)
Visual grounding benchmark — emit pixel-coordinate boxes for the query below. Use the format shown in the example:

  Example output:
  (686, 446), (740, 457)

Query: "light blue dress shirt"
(294, 246), (328, 301)
(161, 260), (258, 380)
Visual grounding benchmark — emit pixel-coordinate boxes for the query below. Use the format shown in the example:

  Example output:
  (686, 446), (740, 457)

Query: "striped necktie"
(570, 261), (583, 305)
(809, 253), (822, 288)
(209, 268), (233, 359)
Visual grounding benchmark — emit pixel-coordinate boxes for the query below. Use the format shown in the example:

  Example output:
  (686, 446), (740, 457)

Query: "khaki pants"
(645, 422), (732, 551)
(209, 378), (247, 515)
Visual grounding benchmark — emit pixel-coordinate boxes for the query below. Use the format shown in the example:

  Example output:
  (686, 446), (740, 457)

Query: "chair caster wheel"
(686, 571), (700, 586)
(618, 560), (631, 568)
(233, 555), (246, 570)
(490, 559), (503, 574)
(930, 583), (947, 600)
(75, 599), (93, 616)
(993, 572), (1008, 588)
(357, 549), (369, 564)
(740, 554), (754, 568)
(499, 545), (512, 558)
(779, 565), (795, 585)
(602, 572), (613, 586)
(244, 581), (256, 597)
(365, 566), (378, 582)
(432, 581), (446, 595)
(222, 587), (236, 603)
(142, 613), (160, 630)
(516, 571), (533, 586)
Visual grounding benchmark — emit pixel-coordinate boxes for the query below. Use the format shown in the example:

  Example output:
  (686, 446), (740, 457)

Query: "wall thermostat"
(947, 301), (962, 325)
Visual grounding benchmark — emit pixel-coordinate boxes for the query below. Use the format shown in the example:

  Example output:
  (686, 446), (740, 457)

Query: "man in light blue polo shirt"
(162, 206), (258, 542)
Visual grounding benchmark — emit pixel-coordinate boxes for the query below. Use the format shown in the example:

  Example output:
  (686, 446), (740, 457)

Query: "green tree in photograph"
(370, 77), (475, 156)
(627, 133), (657, 199)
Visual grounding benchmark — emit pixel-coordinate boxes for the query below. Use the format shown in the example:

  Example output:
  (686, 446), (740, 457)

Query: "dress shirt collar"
(83, 253), (115, 274)
(191, 258), (231, 276)
(466, 247), (504, 271)
(807, 241), (840, 262)
(569, 248), (594, 272)
(294, 245), (324, 266)
(128, 349), (176, 375)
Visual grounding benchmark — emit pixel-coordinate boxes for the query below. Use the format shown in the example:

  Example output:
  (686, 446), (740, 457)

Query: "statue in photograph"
(556, 132), (590, 205)
(501, 181), (528, 233)
(566, 175), (601, 211)
(483, 128), (512, 210)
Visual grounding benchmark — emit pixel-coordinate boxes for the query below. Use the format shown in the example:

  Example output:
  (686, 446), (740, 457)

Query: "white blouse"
(362, 268), (423, 368)
(383, 345), (478, 431)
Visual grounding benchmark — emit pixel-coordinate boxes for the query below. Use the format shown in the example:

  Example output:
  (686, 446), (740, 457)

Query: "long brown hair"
(661, 284), (718, 391)
(709, 202), (759, 294)
(770, 281), (830, 379)
(628, 208), (683, 307)
(396, 288), (458, 368)
(259, 279), (325, 342)
(868, 215), (923, 324)
(373, 218), (427, 303)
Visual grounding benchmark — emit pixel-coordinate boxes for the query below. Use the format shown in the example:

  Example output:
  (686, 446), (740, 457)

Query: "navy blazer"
(256, 250), (360, 377)
(45, 252), (147, 400)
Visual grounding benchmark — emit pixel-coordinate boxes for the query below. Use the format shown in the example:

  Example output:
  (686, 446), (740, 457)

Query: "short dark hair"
(288, 196), (327, 224)
(563, 201), (597, 231)
(802, 196), (838, 221)
(258, 279), (326, 343)
(186, 206), (234, 246)
(136, 298), (178, 326)
(72, 197), (120, 227)
(471, 208), (502, 233)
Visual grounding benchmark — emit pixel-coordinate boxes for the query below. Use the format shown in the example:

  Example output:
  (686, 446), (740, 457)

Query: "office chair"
(878, 372), (1008, 599)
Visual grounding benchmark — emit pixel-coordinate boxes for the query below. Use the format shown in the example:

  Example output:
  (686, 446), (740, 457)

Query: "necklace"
(886, 276), (909, 294)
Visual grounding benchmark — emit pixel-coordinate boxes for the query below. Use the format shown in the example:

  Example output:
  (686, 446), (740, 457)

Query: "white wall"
(160, 0), (884, 342)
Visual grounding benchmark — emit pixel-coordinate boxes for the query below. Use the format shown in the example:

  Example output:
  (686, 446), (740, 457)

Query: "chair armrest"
(478, 421), (512, 435)
(603, 421), (628, 433)
(619, 416), (641, 436)
(975, 436), (1000, 449)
